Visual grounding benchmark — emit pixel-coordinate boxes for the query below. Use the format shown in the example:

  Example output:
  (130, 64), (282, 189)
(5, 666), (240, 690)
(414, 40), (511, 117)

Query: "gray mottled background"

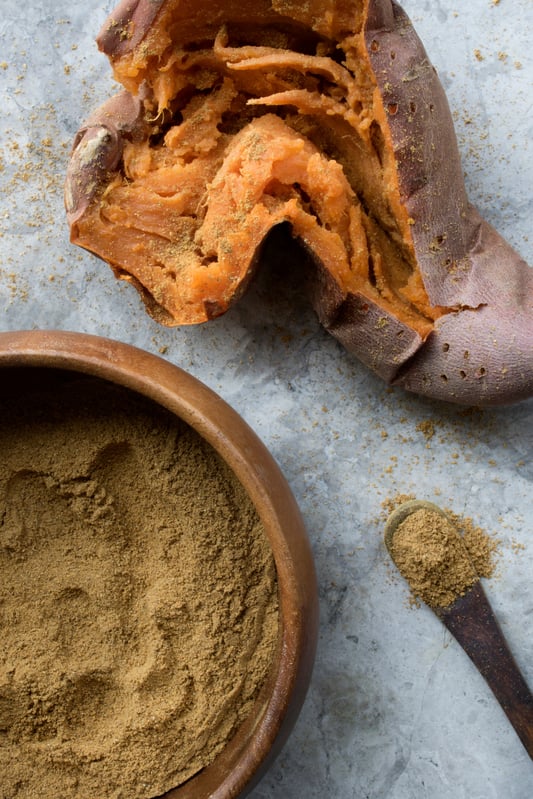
(0, 1), (532, 797)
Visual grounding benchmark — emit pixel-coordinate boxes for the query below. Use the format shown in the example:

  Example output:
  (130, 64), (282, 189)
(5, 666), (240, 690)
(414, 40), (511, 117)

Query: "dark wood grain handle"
(438, 582), (533, 759)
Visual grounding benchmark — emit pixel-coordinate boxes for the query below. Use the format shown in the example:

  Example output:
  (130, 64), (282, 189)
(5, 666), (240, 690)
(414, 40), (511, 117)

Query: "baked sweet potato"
(65, 0), (533, 405)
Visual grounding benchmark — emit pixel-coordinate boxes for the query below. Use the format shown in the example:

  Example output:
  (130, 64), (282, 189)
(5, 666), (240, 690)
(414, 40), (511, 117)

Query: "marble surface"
(0, 1), (532, 797)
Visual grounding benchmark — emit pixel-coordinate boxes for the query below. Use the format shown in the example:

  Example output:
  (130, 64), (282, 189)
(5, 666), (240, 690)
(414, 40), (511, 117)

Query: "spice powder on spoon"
(389, 507), (498, 608)
(0, 369), (279, 799)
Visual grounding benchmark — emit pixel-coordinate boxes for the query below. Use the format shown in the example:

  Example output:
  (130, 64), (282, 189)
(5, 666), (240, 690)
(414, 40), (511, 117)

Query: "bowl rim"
(0, 328), (318, 799)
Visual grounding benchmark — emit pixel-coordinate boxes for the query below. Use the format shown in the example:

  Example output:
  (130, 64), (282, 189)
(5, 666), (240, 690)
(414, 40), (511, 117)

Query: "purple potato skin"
(65, 91), (145, 224)
(97, 0), (166, 58)
(67, 0), (533, 406)
(361, 3), (533, 404)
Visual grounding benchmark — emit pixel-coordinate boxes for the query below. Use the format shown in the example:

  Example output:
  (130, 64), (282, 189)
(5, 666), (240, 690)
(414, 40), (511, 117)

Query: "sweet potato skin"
(303, 1), (532, 404)
(360, 3), (533, 404)
(97, 0), (165, 58)
(65, 91), (145, 225)
(66, 0), (533, 406)
(393, 211), (533, 405)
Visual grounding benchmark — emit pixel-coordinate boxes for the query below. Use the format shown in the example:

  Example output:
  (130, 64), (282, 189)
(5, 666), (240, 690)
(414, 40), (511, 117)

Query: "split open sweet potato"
(65, 0), (533, 405)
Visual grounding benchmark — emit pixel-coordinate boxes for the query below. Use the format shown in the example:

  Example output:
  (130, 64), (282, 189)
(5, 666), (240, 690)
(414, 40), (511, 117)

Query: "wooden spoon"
(384, 499), (533, 760)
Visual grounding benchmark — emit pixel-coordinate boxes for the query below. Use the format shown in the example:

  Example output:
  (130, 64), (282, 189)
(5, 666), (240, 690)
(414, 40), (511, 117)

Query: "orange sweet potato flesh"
(65, 0), (533, 405)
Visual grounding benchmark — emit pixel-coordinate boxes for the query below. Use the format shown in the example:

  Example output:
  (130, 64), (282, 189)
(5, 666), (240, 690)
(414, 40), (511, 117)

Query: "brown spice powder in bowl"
(0, 331), (318, 799)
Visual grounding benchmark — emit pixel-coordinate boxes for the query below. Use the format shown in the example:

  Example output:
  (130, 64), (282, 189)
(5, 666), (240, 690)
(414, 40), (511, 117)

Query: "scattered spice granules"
(0, 370), (279, 799)
(389, 506), (498, 608)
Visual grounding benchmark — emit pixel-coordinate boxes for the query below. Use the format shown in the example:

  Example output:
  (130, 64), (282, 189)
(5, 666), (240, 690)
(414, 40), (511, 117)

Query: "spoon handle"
(438, 581), (533, 759)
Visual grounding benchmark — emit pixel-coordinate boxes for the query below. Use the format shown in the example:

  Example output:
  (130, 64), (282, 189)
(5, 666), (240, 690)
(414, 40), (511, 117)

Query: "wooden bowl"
(0, 329), (318, 799)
